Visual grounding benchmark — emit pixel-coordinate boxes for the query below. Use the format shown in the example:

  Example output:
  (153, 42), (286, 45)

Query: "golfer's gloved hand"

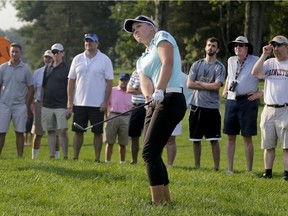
(151, 89), (164, 103)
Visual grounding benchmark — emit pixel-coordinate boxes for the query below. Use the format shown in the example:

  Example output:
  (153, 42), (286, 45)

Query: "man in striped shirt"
(127, 70), (146, 164)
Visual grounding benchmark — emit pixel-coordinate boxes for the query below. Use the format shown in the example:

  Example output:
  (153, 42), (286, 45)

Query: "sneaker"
(130, 160), (137, 165)
(225, 170), (234, 174)
(261, 173), (272, 179)
(282, 176), (288, 181)
(95, 159), (100, 163)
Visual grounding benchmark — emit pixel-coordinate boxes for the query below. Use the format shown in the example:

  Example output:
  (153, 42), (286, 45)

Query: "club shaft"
(87, 101), (150, 129)
(74, 100), (152, 131)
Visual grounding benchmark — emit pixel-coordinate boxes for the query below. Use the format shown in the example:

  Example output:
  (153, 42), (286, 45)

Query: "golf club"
(73, 99), (153, 131)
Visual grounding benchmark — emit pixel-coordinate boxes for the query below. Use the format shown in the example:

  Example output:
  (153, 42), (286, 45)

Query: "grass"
(1, 84), (288, 215)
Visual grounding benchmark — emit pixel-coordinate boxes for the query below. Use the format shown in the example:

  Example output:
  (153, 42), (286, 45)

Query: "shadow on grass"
(17, 163), (127, 182)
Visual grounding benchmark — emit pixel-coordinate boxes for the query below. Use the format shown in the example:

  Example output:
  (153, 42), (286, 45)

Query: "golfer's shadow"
(28, 164), (127, 182)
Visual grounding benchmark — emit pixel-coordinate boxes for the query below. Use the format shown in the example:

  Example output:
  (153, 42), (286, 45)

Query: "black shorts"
(128, 104), (146, 137)
(223, 98), (259, 136)
(189, 106), (221, 141)
(72, 106), (104, 134)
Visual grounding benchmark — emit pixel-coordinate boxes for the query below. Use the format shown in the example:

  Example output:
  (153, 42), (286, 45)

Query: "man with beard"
(187, 37), (226, 170)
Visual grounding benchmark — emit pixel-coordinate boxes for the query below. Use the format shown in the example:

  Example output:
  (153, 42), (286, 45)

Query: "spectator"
(105, 73), (132, 163)
(31, 50), (60, 159)
(222, 36), (262, 173)
(67, 33), (113, 162)
(187, 37), (226, 170)
(251, 35), (288, 180)
(41, 43), (71, 159)
(127, 70), (146, 164)
(24, 103), (34, 147)
(0, 43), (34, 157)
(124, 15), (186, 205)
(166, 72), (192, 167)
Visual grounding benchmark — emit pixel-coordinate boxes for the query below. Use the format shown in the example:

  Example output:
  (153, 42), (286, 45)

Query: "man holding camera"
(222, 36), (262, 174)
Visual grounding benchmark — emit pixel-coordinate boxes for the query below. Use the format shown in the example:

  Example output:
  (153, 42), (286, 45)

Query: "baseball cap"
(124, 15), (157, 33)
(119, 72), (130, 80)
(228, 36), (253, 55)
(51, 43), (64, 51)
(84, 33), (99, 43)
(269, 35), (288, 45)
(43, 50), (53, 58)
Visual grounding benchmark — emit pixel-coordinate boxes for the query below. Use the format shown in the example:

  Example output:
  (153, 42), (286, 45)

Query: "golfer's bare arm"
(139, 72), (153, 100)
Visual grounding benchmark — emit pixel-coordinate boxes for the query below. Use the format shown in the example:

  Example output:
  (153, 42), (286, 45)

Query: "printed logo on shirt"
(265, 69), (288, 80)
(161, 32), (169, 39)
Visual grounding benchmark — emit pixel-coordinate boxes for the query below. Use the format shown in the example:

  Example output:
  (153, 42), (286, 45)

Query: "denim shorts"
(223, 98), (259, 136)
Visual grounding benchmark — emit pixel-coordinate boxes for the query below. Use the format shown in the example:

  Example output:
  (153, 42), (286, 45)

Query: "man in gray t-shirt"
(0, 43), (34, 157)
(187, 37), (226, 170)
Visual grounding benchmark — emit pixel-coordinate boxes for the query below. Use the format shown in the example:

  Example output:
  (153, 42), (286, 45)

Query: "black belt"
(110, 112), (130, 116)
(132, 103), (145, 106)
(235, 94), (248, 100)
(267, 104), (288, 108)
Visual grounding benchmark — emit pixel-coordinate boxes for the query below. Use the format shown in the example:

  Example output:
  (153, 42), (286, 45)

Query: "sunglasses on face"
(52, 50), (63, 55)
(234, 43), (246, 48)
(270, 42), (285, 48)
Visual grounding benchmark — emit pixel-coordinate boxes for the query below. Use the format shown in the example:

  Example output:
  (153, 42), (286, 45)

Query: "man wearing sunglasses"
(41, 43), (70, 160)
(252, 35), (288, 180)
(67, 33), (114, 162)
(222, 36), (262, 174)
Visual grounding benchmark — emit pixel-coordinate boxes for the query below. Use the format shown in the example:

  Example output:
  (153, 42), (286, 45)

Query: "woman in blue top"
(124, 15), (186, 205)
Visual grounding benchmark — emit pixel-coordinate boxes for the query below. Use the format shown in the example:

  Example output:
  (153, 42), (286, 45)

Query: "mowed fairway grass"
(1, 82), (288, 215)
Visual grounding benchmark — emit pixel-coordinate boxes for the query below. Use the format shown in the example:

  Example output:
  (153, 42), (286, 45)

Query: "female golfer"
(124, 15), (186, 205)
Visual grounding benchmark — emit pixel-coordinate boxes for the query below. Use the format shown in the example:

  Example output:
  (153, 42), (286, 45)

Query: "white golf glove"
(151, 89), (164, 103)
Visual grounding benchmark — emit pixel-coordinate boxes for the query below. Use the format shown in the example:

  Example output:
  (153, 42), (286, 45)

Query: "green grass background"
(1, 81), (288, 215)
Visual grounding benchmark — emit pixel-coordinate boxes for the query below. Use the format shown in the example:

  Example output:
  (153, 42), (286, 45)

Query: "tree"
(13, 1), (117, 70)
(244, 1), (264, 56)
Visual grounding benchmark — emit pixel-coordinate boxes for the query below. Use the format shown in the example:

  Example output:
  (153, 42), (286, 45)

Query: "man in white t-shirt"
(67, 33), (114, 162)
(252, 35), (288, 180)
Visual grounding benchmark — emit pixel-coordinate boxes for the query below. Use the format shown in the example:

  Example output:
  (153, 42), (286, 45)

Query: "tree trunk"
(154, 0), (168, 30)
(244, 1), (263, 56)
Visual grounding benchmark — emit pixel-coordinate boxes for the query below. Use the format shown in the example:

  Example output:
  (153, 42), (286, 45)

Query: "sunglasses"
(234, 43), (246, 48)
(270, 42), (285, 48)
(52, 50), (63, 55)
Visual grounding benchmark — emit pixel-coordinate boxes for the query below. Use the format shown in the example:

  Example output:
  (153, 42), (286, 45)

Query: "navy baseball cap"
(123, 15), (157, 33)
(84, 33), (99, 43)
(119, 72), (130, 80)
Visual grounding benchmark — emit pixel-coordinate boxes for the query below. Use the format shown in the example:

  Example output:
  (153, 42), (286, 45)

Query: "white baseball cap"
(43, 50), (53, 58)
(269, 35), (288, 45)
(51, 43), (64, 51)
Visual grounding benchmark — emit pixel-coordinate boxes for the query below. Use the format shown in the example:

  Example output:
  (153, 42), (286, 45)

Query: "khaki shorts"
(260, 106), (288, 149)
(105, 113), (130, 145)
(31, 101), (45, 135)
(41, 107), (68, 131)
(0, 103), (27, 133)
